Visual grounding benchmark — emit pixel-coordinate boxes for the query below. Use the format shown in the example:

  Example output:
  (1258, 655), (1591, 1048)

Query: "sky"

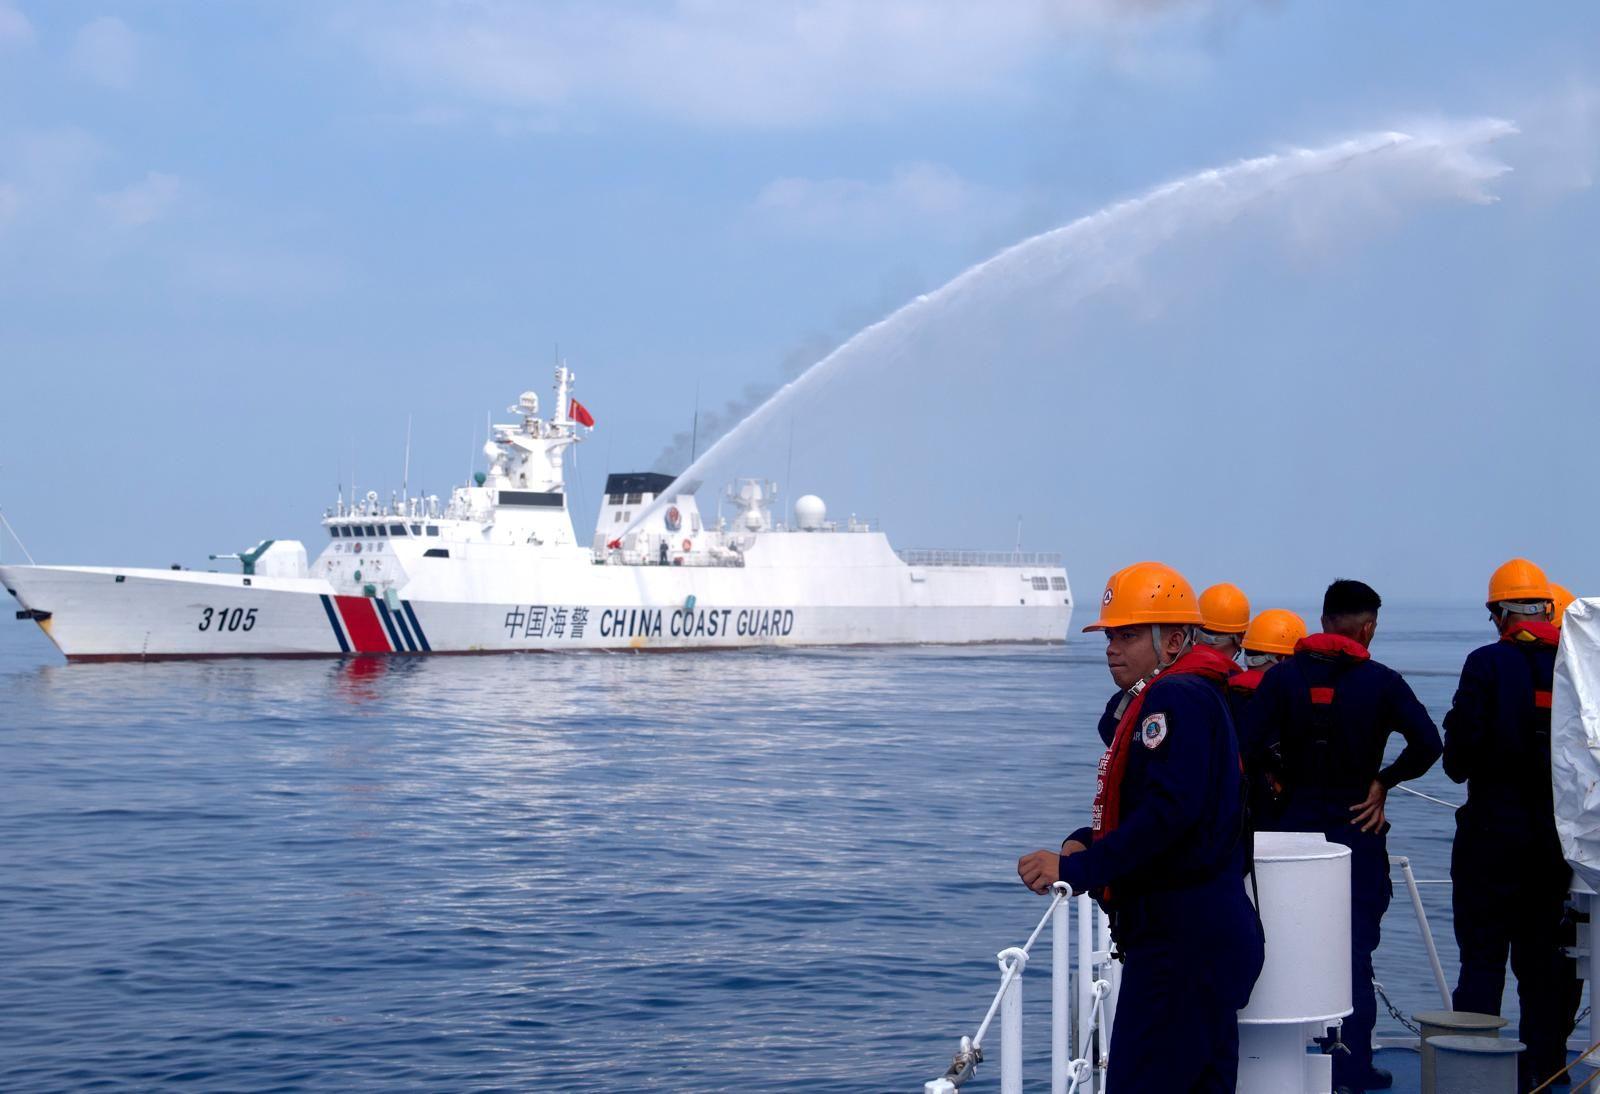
(1, 1), (1597, 605)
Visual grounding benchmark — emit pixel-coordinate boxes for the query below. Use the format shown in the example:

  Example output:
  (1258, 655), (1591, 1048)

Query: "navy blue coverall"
(1065, 673), (1266, 1092)
(1443, 629), (1580, 1090)
(1245, 636), (1441, 1092)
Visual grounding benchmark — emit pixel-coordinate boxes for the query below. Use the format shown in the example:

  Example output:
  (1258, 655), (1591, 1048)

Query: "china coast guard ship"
(2, 366), (1072, 661)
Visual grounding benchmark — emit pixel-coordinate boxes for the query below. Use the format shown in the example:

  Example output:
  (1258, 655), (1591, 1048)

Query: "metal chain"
(1373, 978), (1423, 1037)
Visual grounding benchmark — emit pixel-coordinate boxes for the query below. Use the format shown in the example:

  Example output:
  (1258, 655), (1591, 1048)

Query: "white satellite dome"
(794, 494), (826, 531)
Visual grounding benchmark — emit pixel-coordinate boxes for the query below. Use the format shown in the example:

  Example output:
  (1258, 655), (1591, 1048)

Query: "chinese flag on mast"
(570, 399), (595, 428)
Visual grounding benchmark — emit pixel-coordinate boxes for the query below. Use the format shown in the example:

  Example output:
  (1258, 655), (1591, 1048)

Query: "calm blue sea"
(0, 604), (1535, 1091)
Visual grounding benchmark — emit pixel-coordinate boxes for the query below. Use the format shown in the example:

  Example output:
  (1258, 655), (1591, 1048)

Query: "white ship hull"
(1, 545), (1070, 661)
(2, 367), (1072, 661)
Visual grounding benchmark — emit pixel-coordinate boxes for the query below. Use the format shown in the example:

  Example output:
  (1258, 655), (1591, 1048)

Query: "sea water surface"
(0, 604), (1522, 1090)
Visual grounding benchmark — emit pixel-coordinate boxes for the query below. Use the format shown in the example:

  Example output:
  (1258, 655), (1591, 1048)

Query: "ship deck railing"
(897, 550), (1064, 568)
(922, 850), (1599, 1094)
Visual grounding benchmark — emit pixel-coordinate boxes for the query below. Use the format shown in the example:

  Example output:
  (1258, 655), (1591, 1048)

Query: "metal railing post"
(1392, 855), (1451, 1008)
(1095, 907), (1115, 1064)
(1052, 883), (1071, 1094)
(1076, 894), (1093, 1060)
(998, 947), (1028, 1094)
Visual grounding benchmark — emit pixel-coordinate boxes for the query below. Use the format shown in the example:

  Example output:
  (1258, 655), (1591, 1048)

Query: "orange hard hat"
(1198, 583), (1250, 634)
(1242, 608), (1308, 657)
(1552, 583), (1575, 628)
(1083, 561), (1203, 632)
(1486, 557), (1553, 606)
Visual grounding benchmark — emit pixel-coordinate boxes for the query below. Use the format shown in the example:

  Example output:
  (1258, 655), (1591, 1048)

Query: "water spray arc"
(622, 119), (1516, 538)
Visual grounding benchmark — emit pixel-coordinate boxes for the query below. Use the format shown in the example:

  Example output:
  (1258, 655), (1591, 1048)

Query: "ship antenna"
(784, 414), (795, 527)
(402, 414), (412, 504)
(0, 491), (38, 564)
(689, 382), (700, 464)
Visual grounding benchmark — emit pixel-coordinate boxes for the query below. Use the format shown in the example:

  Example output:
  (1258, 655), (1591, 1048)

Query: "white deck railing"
(924, 883), (1119, 1094)
(924, 856), (1457, 1092)
(897, 550), (1065, 568)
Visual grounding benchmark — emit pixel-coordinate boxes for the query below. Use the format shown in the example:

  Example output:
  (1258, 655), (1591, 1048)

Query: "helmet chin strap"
(1113, 625), (1194, 719)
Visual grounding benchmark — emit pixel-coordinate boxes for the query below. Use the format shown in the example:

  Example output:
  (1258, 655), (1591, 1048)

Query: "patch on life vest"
(1140, 712), (1168, 749)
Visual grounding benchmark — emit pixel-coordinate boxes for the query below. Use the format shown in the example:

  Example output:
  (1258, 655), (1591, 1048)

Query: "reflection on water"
(0, 606), (1505, 1091)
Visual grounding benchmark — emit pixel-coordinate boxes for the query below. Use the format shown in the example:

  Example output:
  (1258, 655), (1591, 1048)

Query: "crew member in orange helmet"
(1551, 583), (1575, 629)
(1228, 608), (1309, 712)
(1444, 558), (1578, 1091)
(1197, 582), (1250, 663)
(1229, 608), (1308, 827)
(1017, 562), (1262, 1092)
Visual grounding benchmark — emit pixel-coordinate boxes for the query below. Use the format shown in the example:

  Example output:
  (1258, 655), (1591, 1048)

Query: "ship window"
(426, 525), (440, 537)
(1031, 577), (1050, 591)
(1051, 577), (1068, 591)
(390, 524), (406, 535)
(329, 527), (340, 538)
(424, 548), (449, 558)
(608, 493), (624, 504)
(626, 492), (642, 505)
(410, 524), (422, 535)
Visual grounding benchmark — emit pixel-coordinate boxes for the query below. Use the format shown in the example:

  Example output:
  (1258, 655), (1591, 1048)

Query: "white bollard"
(1053, 890), (1069, 1094)
(998, 947), (1027, 1094)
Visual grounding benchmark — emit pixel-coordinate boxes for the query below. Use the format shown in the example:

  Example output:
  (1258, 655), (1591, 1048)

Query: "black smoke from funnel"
(651, 334), (835, 472)
(651, 273), (928, 472)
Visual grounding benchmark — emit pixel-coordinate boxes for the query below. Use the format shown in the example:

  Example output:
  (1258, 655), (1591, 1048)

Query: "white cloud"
(70, 16), (141, 89)
(97, 171), (181, 228)
(754, 162), (1004, 236)
(342, 1), (1245, 129)
(0, 2), (33, 49)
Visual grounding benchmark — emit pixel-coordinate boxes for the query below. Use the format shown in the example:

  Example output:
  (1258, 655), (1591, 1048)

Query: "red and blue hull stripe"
(319, 594), (432, 654)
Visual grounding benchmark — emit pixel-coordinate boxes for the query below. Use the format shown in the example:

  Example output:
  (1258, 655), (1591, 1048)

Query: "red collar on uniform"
(1295, 633), (1371, 661)
(1171, 643), (1242, 681)
(1501, 620), (1559, 648)
(1229, 667), (1265, 693)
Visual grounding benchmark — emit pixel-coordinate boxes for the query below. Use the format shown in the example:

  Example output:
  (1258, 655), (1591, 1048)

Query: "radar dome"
(795, 495), (826, 531)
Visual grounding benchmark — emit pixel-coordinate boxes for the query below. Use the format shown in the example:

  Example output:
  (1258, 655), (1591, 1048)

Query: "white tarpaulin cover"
(1553, 597), (1600, 889)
